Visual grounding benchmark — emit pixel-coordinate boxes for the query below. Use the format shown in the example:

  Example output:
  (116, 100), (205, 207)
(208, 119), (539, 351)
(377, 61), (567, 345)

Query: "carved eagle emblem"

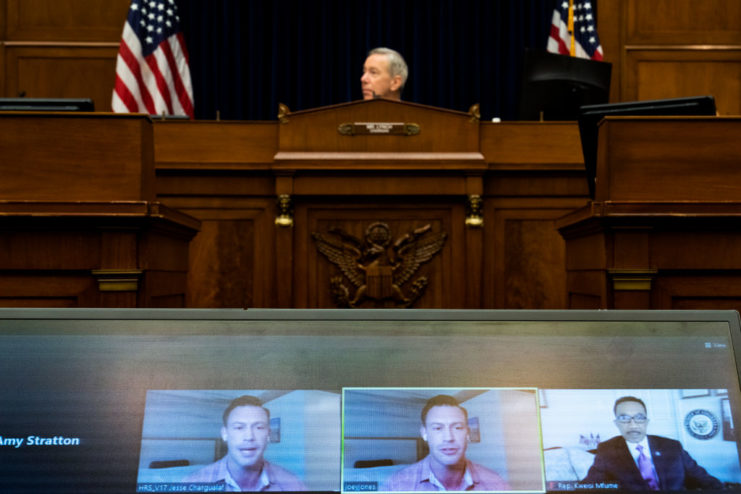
(312, 222), (447, 308)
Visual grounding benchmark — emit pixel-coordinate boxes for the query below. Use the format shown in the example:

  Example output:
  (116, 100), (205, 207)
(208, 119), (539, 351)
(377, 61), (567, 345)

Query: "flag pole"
(568, 0), (575, 57)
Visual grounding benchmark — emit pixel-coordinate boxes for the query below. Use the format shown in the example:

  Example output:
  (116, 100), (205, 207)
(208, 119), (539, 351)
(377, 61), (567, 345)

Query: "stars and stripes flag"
(112, 0), (194, 118)
(547, 0), (604, 60)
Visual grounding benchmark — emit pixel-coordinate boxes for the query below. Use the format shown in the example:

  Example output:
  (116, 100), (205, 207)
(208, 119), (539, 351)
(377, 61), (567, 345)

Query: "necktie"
(636, 444), (659, 490)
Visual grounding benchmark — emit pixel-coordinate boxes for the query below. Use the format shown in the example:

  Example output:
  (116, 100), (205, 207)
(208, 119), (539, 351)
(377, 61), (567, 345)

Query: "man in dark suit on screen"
(582, 396), (723, 490)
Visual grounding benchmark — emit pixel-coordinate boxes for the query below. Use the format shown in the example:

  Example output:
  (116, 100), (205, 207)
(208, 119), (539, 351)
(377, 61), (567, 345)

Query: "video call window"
(342, 388), (544, 493)
(136, 389), (341, 492)
(541, 389), (741, 492)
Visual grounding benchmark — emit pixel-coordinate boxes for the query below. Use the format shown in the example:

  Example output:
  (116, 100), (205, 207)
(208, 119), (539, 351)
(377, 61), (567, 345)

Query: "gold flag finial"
(568, 0), (575, 57)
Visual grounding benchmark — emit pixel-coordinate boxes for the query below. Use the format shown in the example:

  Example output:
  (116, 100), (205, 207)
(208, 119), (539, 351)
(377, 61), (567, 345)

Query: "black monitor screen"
(577, 95), (717, 198)
(518, 50), (611, 121)
(0, 97), (95, 112)
(0, 308), (739, 493)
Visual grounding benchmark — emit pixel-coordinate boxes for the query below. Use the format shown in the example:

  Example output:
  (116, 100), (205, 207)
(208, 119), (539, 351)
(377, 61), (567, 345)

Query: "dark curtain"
(178, 0), (557, 121)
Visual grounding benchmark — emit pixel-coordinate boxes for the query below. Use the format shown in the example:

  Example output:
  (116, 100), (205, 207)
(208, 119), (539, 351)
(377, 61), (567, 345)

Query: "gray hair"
(368, 47), (408, 90)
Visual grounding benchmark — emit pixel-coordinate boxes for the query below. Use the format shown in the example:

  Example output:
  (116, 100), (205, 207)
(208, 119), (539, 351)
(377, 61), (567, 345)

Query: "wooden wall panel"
(5, 45), (118, 108)
(155, 122), (278, 169)
(595, 119), (741, 203)
(159, 198), (275, 309)
(597, 0), (623, 103)
(626, 51), (741, 114)
(626, 0), (741, 45)
(486, 199), (585, 309)
(598, 0), (741, 110)
(1, 0), (125, 104)
(0, 0), (5, 96)
(0, 42), (5, 96)
(5, 0), (129, 41)
(187, 218), (256, 308)
(0, 114), (154, 202)
(566, 271), (606, 310)
(145, 271), (188, 308)
(0, 213), (196, 309)
(480, 122), (583, 169)
(654, 276), (741, 311)
(0, 230), (100, 269)
(0, 0), (6, 38)
(0, 274), (97, 307)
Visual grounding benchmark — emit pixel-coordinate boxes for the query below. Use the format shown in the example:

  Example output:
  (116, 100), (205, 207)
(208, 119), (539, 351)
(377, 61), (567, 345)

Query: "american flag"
(547, 0), (604, 60)
(112, 0), (194, 118)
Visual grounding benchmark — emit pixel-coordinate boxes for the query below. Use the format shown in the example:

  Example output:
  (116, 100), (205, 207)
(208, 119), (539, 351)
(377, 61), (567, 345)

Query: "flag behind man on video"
(112, 0), (194, 118)
(547, 0), (604, 60)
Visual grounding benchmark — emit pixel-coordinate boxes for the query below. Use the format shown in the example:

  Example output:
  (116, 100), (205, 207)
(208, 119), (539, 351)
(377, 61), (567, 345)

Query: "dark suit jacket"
(582, 435), (723, 490)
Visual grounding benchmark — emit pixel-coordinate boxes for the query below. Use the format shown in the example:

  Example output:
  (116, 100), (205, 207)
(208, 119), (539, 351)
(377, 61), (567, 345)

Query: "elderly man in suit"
(582, 396), (723, 490)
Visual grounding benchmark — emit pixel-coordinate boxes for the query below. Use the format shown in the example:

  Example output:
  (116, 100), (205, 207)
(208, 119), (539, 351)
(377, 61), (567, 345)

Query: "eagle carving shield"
(311, 222), (447, 308)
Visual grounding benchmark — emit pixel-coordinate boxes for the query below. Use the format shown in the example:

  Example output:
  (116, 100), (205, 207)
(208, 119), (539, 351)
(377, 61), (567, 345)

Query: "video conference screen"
(0, 309), (740, 493)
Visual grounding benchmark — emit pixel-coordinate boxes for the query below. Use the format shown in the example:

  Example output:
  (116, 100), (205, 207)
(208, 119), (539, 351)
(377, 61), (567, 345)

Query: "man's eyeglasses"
(615, 414), (648, 424)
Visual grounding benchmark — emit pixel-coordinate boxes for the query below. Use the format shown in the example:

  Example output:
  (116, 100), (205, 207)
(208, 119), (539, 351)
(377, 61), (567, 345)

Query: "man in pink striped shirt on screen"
(384, 395), (510, 492)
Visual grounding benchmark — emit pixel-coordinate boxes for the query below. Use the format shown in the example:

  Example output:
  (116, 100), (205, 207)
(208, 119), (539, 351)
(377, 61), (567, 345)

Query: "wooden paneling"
(485, 170), (588, 197)
(1, 0), (125, 104)
(155, 121), (278, 169)
(188, 217), (257, 308)
(0, 42), (5, 96)
(651, 231), (741, 270)
(291, 173), (470, 196)
(0, 113), (154, 201)
(0, 0), (6, 39)
(566, 271), (607, 310)
(0, 274), (97, 307)
(598, 0), (741, 110)
(559, 117), (741, 313)
(654, 276), (741, 310)
(563, 218), (741, 313)
(480, 122), (583, 169)
(158, 197), (274, 309)
(596, 0), (623, 103)
(0, 229), (101, 270)
(0, 205), (199, 308)
(626, 0), (741, 45)
(596, 117), (741, 202)
(0, 112), (198, 309)
(5, 0), (129, 41)
(486, 198), (585, 309)
(5, 45), (118, 108)
(626, 50), (741, 114)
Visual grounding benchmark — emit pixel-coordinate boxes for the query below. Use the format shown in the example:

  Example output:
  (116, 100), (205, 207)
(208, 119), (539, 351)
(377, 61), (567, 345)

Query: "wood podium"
(558, 116), (741, 310)
(154, 99), (588, 309)
(274, 99), (485, 308)
(0, 113), (199, 307)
